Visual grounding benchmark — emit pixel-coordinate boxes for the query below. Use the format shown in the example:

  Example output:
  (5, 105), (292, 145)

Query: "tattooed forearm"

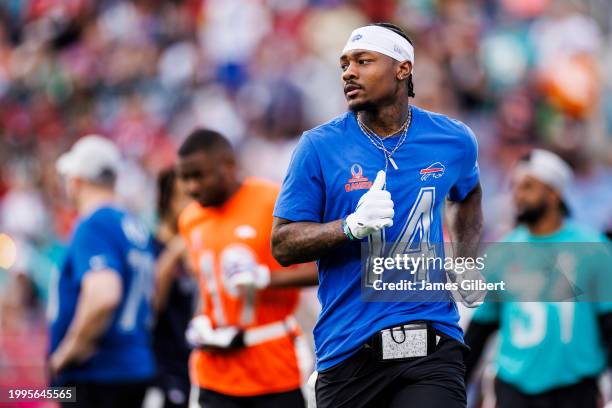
(271, 217), (348, 266)
(446, 183), (483, 259)
(446, 183), (486, 306)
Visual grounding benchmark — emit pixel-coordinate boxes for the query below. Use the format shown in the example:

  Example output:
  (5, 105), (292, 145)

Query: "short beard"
(515, 203), (547, 226)
(348, 99), (378, 113)
(194, 188), (228, 208)
(199, 194), (226, 208)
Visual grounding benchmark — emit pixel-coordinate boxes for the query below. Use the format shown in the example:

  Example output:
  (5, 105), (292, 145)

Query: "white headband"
(514, 149), (573, 197)
(342, 25), (414, 65)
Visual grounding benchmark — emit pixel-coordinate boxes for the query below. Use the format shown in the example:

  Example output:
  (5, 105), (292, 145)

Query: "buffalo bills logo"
(420, 162), (445, 181)
(351, 34), (363, 42)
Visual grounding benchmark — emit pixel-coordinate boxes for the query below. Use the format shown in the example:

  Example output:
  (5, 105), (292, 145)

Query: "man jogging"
(272, 23), (483, 407)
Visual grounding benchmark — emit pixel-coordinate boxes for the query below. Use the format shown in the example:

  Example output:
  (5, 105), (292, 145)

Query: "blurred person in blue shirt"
(48, 135), (156, 407)
(272, 23), (483, 408)
(465, 149), (612, 408)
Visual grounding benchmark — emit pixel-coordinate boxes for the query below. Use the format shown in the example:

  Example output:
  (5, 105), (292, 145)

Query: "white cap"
(56, 135), (121, 182)
(514, 149), (573, 198)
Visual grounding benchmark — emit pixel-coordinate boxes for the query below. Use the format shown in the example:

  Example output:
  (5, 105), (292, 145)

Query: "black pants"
(495, 377), (600, 408)
(157, 373), (191, 408)
(61, 380), (149, 408)
(315, 332), (469, 408)
(198, 388), (305, 408)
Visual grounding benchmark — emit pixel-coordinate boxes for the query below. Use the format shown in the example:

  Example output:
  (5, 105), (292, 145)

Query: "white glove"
(447, 268), (487, 308)
(221, 245), (271, 293)
(228, 264), (271, 290)
(345, 170), (394, 239)
(185, 315), (243, 349)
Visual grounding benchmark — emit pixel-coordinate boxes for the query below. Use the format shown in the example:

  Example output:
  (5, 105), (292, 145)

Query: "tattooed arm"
(271, 218), (348, 266)
(445, 183), (484, 306)
(446, 183), (483, 259)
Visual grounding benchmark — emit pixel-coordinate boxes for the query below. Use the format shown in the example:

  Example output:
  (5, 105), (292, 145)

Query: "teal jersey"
(473, 222), (611, 394)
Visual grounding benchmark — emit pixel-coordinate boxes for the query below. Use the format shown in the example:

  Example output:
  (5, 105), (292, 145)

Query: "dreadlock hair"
(369, 22), (416, 98)
(157, 167), (177, 222)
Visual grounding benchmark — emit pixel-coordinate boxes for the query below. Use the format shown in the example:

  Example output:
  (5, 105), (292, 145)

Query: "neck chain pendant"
(388, 156), (399, 170)
(357, 106), (412, 172)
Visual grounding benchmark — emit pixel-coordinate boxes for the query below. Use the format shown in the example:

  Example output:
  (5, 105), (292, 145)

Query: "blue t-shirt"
(274, 105), (480, 370)
(48, 206), (156, 384)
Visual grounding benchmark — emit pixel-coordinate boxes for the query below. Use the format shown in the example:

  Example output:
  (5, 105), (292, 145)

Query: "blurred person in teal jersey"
(465, 149), (612, 408)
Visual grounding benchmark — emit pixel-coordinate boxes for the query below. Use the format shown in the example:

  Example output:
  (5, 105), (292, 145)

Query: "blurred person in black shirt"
(152, 167), (198, 408)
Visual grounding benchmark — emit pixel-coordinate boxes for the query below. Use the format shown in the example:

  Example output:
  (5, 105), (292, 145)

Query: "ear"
(220, 153), (237, 177)
(550, 190), (564, 208)
(397, 61), (413, 81)
(67, 175), (79, 190)
(64, 175), (80, 201)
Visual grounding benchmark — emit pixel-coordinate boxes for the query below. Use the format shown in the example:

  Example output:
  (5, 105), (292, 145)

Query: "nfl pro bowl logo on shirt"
(345, 164), (373, 192)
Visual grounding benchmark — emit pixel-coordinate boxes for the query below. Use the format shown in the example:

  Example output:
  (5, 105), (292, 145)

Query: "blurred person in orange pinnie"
(176, 129), (317, 408)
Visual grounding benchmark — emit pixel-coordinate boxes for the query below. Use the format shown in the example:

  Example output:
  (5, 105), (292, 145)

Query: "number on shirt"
(366, 187), (436, 286)
(198, 246), (258, 326)
(199, 249), (227, 326)
(46, 266), (60, 323)
(119, 249), (155, 331)
(510, 303), (575, 348)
